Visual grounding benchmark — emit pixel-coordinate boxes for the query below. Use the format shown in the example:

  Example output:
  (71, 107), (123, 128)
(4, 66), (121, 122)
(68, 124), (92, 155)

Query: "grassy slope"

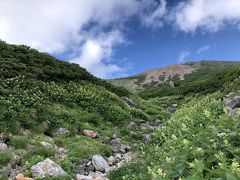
(0, 41), (168, 179)
(109, 73), (240, 179)
(111, 61), (240, 98)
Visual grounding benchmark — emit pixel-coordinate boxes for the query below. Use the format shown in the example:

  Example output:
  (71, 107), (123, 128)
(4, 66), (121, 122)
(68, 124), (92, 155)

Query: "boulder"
(0, 142), (8, 152)
(225, 96), (240, 109)
(92, 155), (109, 172)
(224, 94), (240, 116)
(82, 129), (98, 138)
(31, 158), (66, 178)
(122, 97), (135, 106)
(53, 128), (70, 137)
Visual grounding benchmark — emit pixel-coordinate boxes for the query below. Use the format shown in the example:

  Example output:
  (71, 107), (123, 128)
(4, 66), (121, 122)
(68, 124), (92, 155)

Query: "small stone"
(10, 155), (22, 167)
(0, 142), (8, 152)
(40, 141), (53, 149)
(111, 133), (117, 140)
(92, 155), (109, 172)
(107, 156), (115, 165)
(53, 128), (70, 137)
(27, 144), (37, 154)
(128, 122), (137, 130)
(115, 153), (122, 161)
(76, 164), (85, 175)
(155, 119), (161, 126)
(140, 123), (154, 131)
(122, 152), (133, 162)
(172, 104), (178, 108)
(0, 133), (11, 143)
(82, 129), (98, 138)
(16, 174), (25, 180)
(76, 174), (91, 180)
(122, 97), (135, 106)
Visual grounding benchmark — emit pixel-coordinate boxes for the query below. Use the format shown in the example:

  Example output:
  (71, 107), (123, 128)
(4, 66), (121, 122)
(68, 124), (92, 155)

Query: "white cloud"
(70, 31), (127, 79)
(173, 0), (240, 32)
(0, 0), (147, 78)
(0, 0), (171, 78)
(141, 0), (167, 29)
(178, 51), (190, 63)
(197, 45), (211, 54)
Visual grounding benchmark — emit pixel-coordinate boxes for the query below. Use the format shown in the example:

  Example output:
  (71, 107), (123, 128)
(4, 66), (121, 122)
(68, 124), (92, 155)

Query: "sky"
(0, 0), (240, 79)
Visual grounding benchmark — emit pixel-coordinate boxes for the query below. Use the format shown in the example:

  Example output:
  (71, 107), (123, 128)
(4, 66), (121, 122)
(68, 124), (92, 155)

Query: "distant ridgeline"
(110, 60), (240, 98)
(0, 40), (129, 97)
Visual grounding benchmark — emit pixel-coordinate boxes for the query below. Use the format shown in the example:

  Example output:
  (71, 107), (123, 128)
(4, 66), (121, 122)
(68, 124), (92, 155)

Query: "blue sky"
(0, 0), (240, 78)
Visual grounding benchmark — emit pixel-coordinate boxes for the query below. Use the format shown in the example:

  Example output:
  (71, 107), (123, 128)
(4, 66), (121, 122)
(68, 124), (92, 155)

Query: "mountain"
(110, 61), (240, 92)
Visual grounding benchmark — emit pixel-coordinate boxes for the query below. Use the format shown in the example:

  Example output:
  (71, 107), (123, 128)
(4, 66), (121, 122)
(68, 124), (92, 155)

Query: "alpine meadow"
(1, 0), (240, 180)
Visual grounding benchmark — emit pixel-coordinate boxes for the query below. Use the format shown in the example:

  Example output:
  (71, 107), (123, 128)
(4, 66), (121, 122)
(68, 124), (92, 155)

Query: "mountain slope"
(110, 61), (240, 92)
(110, 61), (240, 100)
(0, 41), (168, 179)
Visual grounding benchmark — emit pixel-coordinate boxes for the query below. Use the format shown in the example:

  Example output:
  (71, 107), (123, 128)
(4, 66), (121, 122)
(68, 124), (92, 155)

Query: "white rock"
(31, 158), (66, 178)
(0, 142), (8, 152)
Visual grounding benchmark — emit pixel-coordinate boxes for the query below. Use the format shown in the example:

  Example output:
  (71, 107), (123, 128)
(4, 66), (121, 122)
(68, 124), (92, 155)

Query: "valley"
(1, 41), (240, 180)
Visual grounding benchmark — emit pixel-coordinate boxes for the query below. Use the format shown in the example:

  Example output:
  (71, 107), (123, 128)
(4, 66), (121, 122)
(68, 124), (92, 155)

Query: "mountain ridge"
(110, 60), (240, 92)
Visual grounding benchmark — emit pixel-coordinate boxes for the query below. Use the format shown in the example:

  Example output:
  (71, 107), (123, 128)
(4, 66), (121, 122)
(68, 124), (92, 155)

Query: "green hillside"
(1, 41), (240, 180)
(111, 61), (240, 99)
(0, 41), (167, 179)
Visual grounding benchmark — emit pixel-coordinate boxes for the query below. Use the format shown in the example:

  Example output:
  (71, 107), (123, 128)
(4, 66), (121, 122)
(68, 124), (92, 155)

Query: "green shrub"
(137, 94), (240, 179)
(108, 162), (150, 180)
(9, 136), (30, 149)
(0, 152), (12, 166)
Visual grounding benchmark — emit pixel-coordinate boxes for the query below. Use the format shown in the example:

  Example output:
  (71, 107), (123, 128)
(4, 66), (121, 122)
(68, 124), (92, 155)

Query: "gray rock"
(76, 172), (107, 180)
(114, 153), (122, 161)
(122, 152), (133, 162)
(31, 158), (66, 178)
(76, 164), (85, 175)
(122, 97), (135, 106)
(0, 142), (8, 152)
(155, 119), (161, 126)
(143, 134), (152, 144)
(27, 144), (37, 154)
(0, 133), (11, 143)
(40, 141), (53, 149)
(140, 123), (154, 131)
(10, 155), (22, 167)
(92, 155), (109, 172)
(54, 128), (70, 137)
(128, 122), (137, 130)
(110, 138), (122, 147)
(172, 104), (178, 108)
(0, 167), (11, 177)
(111, 133), (117, 140)
(225, 96), (240, 109)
